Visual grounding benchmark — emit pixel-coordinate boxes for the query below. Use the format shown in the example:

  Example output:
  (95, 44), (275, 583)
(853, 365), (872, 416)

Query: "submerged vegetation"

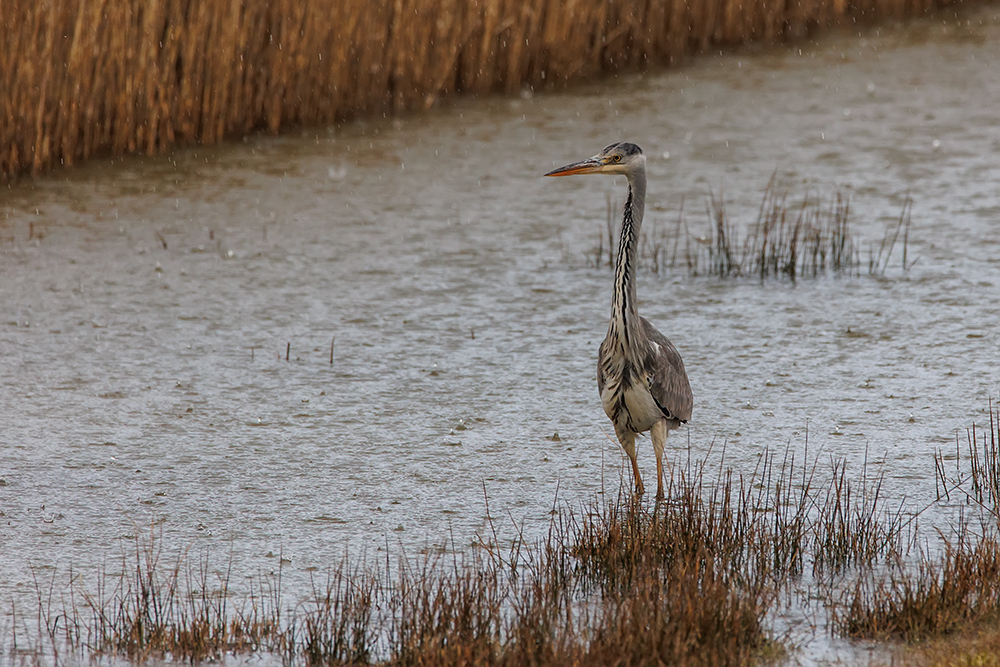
(0, 0), (976, 180)
(593, 180), (914, 280)
(934, 399), (1000, 514)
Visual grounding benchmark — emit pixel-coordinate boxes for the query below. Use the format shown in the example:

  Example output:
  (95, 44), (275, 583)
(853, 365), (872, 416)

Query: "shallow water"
(3, 7), (1000, 664)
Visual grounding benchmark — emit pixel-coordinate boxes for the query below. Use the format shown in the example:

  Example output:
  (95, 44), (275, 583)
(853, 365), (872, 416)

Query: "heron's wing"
(597, 338), (609, 394)
(639, 316), (693, 423)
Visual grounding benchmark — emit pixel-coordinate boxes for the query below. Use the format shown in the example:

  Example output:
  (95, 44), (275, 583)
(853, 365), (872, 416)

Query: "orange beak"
(544, 157), (603, 177)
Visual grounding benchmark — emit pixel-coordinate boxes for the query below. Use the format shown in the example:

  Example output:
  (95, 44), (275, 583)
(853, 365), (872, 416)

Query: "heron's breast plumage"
(598, 339), (663, 436)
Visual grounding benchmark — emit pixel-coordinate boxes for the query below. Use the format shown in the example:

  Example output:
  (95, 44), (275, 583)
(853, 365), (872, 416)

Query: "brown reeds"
(837, 402), (1000, 644)
(34, 503), (773, 665)
(22, 444), (924, 665)
(1, 0), (964, 180)
(78, 545), (285, 661)
(837, 531), (1000, 641)
(812, 452), (913, 575)
(572, 447), (814, 587)
(696, 185), (886, 279)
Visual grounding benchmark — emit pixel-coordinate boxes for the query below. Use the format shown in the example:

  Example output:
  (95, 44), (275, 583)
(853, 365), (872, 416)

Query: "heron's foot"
(655, 487), (665, 502)
(634, 479), (645, 497)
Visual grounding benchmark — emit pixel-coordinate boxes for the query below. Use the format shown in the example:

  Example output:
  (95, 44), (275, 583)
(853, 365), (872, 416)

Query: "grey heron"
(545, 142), (693, 501)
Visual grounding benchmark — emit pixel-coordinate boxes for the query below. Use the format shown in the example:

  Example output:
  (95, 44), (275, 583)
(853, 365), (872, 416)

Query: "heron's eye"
(613, 155), (622, 162)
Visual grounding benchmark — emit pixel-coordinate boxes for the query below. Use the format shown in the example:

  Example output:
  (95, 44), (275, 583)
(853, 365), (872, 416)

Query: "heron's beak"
(544, 156), (604, 177)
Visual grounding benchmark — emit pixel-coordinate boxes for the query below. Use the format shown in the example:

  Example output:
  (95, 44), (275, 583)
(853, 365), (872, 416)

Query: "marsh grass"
(876, 624), (1000, 667)
(934, 399), (1000, 514)
(596, 181), (915, 280)
(18, 445), (923, 665)
(837, 529), (1000, 642)
(31, 424), (1000, 663)
(834, 401), (1000, 644)
(40, 544), (288, 662)
(698, 184), (862, 279)
(1, 0), (969, 180)
(812, 453), (914, 575)
(572, 447), (816, 588)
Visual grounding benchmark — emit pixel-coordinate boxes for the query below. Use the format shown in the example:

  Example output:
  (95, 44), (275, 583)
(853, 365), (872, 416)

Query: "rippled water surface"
(3, 7), (1000, 663)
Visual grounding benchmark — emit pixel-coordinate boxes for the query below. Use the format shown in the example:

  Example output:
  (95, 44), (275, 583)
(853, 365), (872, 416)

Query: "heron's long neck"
(611, 170), (646, 350)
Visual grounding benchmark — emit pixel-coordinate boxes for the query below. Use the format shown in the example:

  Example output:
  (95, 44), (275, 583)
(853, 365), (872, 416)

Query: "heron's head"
(544, 142), (645, 178)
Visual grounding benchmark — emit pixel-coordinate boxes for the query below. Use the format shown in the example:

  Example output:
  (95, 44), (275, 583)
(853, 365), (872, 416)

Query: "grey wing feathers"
(640, 317), (693, 423)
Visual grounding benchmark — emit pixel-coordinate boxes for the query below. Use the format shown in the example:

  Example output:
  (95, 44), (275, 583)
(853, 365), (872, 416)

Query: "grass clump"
(845, 525), (1000, 664)
(839, 400), (1000, 645)
(572, 448), (815, 587)
(301, 566), (377, 665)
(77, 547), (284, 662)
(699, 184), (859, 280)
(378, 465), (781, 667)
(879, 625), (1000, 667)
(934, 399), (1000, 513)
(811, 454), (912, 575)
(598, 180), (915, 281)
(837, 530), (1000, 642)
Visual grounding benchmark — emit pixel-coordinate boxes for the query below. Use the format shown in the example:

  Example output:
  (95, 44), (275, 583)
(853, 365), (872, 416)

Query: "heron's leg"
(651, 419), (667, 501)
(618, 430), (643, 497)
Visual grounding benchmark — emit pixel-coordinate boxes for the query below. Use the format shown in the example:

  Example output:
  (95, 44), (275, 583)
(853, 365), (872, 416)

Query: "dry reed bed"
(1, 0), (960, 180)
